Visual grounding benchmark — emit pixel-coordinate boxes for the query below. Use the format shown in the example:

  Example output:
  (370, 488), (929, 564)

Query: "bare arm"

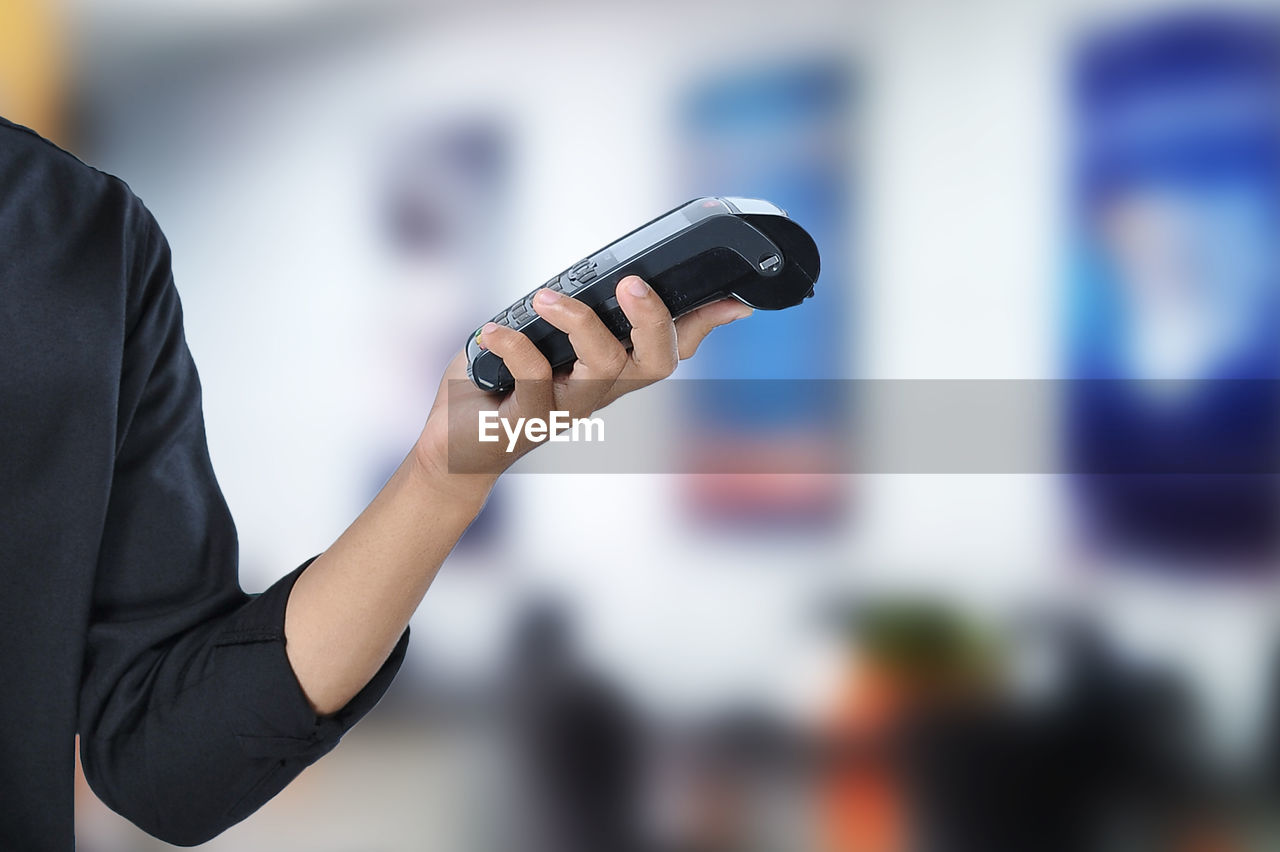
(284, 276), (751, 715)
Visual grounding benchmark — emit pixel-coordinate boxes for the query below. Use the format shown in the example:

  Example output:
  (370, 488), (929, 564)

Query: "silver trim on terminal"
(722, 196), (786, 217)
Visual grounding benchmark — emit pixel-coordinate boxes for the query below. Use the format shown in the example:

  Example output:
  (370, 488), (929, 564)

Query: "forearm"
(283, 450), (494, 715)
(280, 282), (746, 717)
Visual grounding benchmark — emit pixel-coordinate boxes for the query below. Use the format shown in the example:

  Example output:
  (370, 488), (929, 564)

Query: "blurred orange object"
(817, 605), (999, 852)
(817, 661), (909, 852)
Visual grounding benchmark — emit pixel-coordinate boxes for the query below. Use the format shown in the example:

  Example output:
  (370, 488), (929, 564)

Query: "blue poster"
(679, 60), (854, 525)
(1066, 12), (1280, 565)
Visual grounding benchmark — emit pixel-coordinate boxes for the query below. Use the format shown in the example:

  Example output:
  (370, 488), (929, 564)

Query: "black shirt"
(0, 117), (408, 849)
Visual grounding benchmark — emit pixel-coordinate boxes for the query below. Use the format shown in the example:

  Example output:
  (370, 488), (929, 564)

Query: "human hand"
(412, 275), (752, 493)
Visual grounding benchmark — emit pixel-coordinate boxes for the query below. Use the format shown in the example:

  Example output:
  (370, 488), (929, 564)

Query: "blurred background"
(8, 0), (1280, 848)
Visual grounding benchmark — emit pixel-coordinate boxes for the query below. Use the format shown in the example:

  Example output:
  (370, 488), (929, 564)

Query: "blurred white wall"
(53, 0), (1280, 717)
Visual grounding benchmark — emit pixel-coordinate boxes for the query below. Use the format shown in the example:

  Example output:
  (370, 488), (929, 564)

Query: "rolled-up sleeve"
(77, 194), (408, 846)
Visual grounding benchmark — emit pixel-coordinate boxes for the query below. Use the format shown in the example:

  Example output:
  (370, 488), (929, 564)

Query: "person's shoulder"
(1, 116), (114, 184)
(0, 115), (146, 219)
(0, 117), (167, 318)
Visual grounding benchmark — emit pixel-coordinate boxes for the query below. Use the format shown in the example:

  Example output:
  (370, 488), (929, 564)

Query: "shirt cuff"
(210, 557), (410, 763)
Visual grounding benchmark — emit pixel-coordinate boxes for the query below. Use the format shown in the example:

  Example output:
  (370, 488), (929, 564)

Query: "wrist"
(407, 437), (498, 512)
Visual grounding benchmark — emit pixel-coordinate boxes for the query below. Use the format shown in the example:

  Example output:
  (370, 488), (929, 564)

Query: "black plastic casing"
(465, 197), (820, 392)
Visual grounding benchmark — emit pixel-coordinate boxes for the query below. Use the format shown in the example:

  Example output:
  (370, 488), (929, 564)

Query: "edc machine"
(465, 197), (820, 392)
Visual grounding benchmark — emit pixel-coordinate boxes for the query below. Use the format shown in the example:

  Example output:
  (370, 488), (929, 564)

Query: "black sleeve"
(77, 197), (409, 847)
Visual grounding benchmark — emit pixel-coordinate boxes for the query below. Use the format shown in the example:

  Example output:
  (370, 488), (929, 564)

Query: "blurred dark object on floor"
(506, 599), (648, 852)
(817, 603), (1221, 852)
(903, 617), (1206, 852)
